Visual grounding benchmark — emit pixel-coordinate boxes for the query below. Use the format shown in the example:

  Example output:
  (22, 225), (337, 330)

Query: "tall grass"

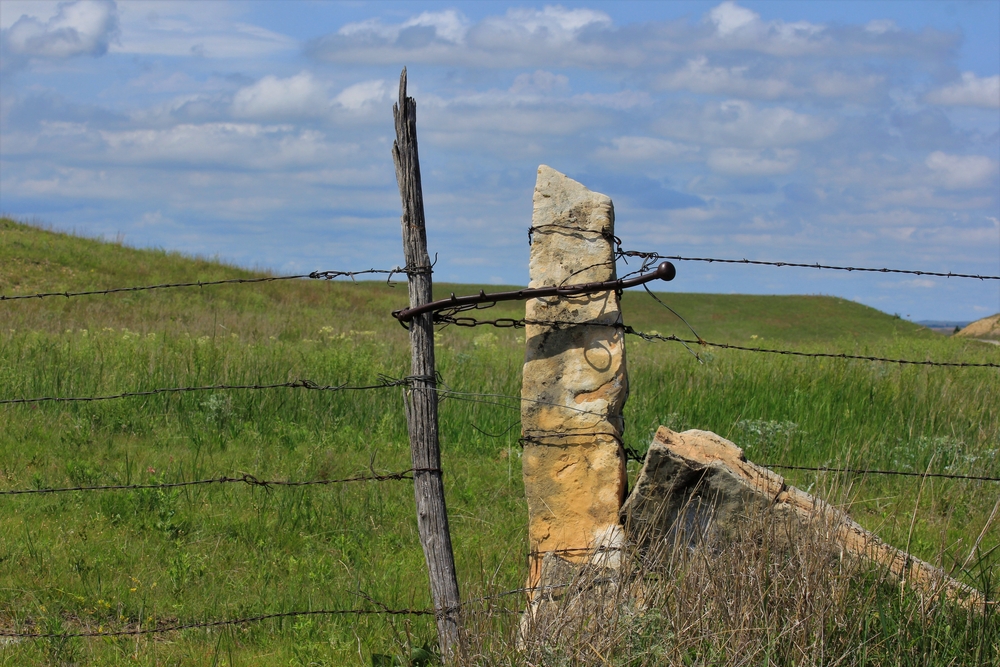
(1, 218), (997, 664)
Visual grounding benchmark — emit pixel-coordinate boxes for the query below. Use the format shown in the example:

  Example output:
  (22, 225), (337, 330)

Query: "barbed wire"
(435, 314), (999, 368)
(0, 607), (436, 639)
(0, 266), (427, 302)
(622, 326), (1000, 368)
(0, 375), (416, 406)
(760, 464), (1000, 483)
(619, 250), (1000, 281)
(0, 468), (439, 496)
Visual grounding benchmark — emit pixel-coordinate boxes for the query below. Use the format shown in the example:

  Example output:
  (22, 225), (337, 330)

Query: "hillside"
(956, 313), (1000, 340)
(2, 216), (997, 664)
(1, 217), (932, 345)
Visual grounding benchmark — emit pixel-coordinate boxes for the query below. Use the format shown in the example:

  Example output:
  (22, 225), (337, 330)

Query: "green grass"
(1, 217), (998, 665)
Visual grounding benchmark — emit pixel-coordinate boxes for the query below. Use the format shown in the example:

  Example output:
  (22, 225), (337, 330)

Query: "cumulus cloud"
(925, 72), (1000, 109)
(659, 56), (794, 98)
(510, 70), (569, 95)
(334, 79), (388, 110)
(308, 5), (624, 68)
(94, 122), (351, 170)
(925, 152), (998, 190)
(595, 136), (699, 163)
(232, 72), (329, 120)
(661, 100), (835, 148)
(3, 0), (118, 58)
(707, 147), (799, 175)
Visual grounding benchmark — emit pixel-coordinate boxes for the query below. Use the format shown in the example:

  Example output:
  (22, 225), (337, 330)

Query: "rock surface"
(521, 165), (628, 591)
(622, 426), (986, 608)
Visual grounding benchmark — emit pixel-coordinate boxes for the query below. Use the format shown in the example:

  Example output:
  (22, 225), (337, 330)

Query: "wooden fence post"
(392, 68), (462, 660)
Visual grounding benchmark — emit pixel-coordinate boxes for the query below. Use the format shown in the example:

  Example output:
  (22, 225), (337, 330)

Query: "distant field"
(1, 218), (997, 665)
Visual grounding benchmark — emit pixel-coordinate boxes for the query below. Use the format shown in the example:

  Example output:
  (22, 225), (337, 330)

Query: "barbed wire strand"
(0, 608), (436, 639)
(0, 376), (418, 406)
(434, 314), (999, 369)
(0, 468), (440, 496)
(623, 326), (1000, 369)
(0, 267), (426, 302)
(620, 251), (1000, 281)
(760, 464), (1000, 483)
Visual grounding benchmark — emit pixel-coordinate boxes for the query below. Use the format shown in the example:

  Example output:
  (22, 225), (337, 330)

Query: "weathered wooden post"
(392, 68), (462, 660)
(520, 166), (629, 601)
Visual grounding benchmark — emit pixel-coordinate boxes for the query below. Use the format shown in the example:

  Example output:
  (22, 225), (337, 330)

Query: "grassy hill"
(2, 217), (933, 345)
(1, 218), (997, 665)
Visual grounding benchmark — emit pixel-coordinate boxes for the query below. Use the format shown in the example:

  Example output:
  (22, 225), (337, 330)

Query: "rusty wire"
(0, 375), (418, 406)
(0, 266), (431, 302)
(760, 464), (1000, 483)
(619, 250), (1000, 281)
(0, 608), (437, 639)
(434, 314), (999, 368)
(0, 468), (439, 496)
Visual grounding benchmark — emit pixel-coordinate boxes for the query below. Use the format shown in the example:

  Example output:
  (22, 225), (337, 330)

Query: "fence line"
(759, 464), (1000, 483)
(0, 469), (437, 496)
(0, 267), (413, 302)
(431, 314), (999, 369)
(0, 376), (417, 406)
(619, 250), (1000, 281)
(0, 608), (437, 639)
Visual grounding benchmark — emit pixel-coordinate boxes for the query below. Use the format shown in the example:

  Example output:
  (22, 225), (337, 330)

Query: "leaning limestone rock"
(622, 426), (987, 609)
(521, 165), (628, 595)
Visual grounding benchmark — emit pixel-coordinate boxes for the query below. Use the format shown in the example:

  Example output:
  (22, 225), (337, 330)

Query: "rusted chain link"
(0, 375), (417, 406)
(0, 468), (440, 496)
(620, 250), (1000, 281)
(0, 266), (429, 302)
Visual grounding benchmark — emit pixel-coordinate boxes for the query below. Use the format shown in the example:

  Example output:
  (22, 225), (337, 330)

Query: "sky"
(1, 1), (998, 322)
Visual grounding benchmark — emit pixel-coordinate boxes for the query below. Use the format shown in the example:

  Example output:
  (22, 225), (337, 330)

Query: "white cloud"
(232, 72), (329, 120)
(478, 6), (612, 43)
(925, 72), (1000, 109)
(704, 1), (825, 56)
(708, 1), (759, 37)
(111, 3), (296, 58)
(334, 80), (388, 111)
(339, 10), (469, 45)
(310, 5), (621, 68)
(3, 0), (118, 58)
(96, 123), (348, 170)
(662, 100), (835, 148)
(864, 19), (899, 35)
(659, 57), (794, 98)
(707, 147), (799, 175)
(509, 70), (569, 95)
(925, 152), (998, 190)
(812, 71), (883, 98)
(595, 136), (699, 162)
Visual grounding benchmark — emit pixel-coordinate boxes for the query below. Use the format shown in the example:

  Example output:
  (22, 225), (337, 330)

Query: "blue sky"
(1, 1), (998, 321)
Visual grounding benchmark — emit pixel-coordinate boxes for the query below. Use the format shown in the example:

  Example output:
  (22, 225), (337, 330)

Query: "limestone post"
(520, 165), (629, 592)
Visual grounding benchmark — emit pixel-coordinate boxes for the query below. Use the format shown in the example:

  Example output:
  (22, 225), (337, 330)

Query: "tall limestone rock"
(521, 165), (628, 592)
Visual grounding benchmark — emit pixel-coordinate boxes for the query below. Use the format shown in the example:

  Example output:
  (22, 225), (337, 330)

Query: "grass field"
(1, 217), (998, 665)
